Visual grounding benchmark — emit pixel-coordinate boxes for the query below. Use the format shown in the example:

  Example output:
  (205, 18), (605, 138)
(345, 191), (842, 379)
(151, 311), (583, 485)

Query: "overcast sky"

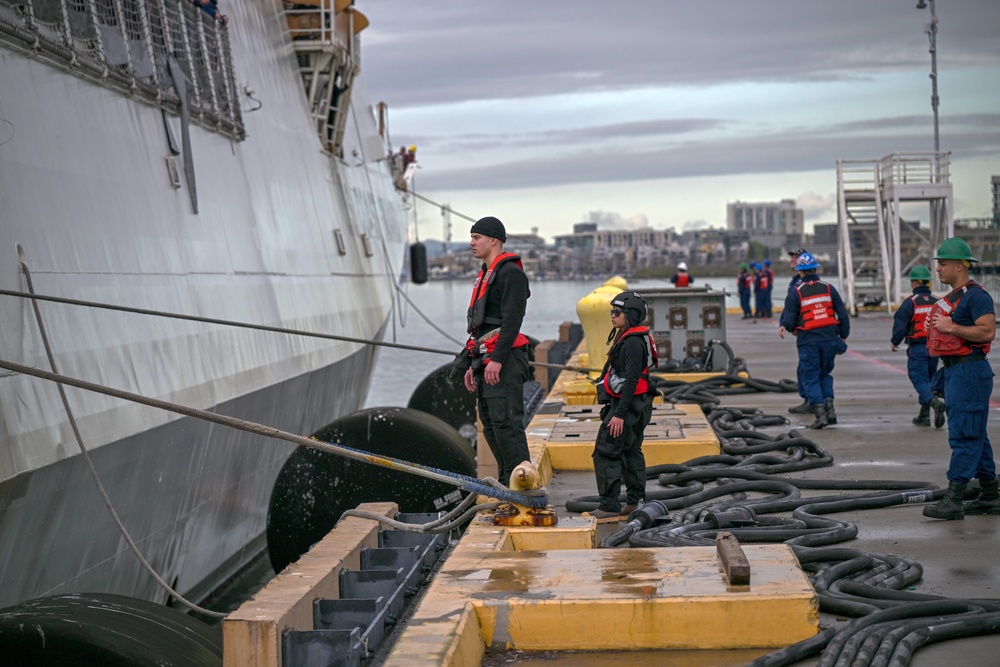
(358, 1), (1000, 242)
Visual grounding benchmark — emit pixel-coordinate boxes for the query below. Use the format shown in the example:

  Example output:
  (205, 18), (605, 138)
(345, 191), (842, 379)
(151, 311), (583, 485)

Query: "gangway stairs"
(836, 152), (953, 315)
(283, 0), (368, 155)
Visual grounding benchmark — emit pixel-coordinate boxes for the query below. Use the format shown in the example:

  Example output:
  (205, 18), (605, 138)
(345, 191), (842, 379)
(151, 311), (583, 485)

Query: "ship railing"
(0, 0), (243, 141)
(878, 151), (950, 189)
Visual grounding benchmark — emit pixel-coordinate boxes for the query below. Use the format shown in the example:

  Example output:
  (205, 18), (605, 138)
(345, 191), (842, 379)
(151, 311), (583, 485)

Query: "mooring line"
(0, 358), (550, 510)
(0, 288), (597, 373)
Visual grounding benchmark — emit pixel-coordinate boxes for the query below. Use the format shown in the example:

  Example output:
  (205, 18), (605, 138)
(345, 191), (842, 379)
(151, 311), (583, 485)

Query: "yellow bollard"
(577, 288), (618, 379)
(603, 275), (628, 291)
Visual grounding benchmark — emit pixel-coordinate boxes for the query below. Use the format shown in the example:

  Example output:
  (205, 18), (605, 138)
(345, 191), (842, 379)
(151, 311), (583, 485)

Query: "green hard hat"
(740, 262), (748, 269)
(908, 265), (932, 281)
(933, 237), (979, 262)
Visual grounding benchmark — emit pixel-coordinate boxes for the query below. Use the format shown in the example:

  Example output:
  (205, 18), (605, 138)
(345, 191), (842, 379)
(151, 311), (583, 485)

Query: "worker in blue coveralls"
(921, 237), (997, 521)
(763, 259), (774, 317)
(785, 247), (810, 415)
(890, 265), (943, 427)
(778, 253), (850, 429)
(753, 263), (768, 318)
(737, 262), (753, 319)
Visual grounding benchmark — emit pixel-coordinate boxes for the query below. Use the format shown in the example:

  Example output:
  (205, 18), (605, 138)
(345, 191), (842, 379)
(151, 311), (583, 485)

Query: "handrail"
(0, 0), (244, 140)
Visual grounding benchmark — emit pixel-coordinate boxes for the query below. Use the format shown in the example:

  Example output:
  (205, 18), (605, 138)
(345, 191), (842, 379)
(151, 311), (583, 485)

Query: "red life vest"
(466, 252), (529, 354)
(906, 293), (936, 340)
(674, 273), (691, 287)
(795, 281), (839, 331)
(758, 273), (771, 290)
(926, 281), (992, 357)
(738, 274), (752, 290)
(600, 326), (658, 398)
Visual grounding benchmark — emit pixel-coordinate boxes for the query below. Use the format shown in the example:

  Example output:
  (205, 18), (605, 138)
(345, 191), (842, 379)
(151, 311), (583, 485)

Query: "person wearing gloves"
(587, 292), (658, 522)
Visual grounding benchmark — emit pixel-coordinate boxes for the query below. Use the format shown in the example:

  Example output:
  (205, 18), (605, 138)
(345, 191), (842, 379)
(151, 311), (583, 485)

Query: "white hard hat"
(678, 261), (688, 271)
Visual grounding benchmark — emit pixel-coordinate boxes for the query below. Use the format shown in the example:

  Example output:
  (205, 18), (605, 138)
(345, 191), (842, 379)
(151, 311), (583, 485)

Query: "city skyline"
(361, 1), (1000, 242)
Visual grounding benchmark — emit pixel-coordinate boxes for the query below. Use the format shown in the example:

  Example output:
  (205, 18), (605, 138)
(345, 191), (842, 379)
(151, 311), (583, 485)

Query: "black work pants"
(592, 396), (653, 512)
(476, 346), (531, 487)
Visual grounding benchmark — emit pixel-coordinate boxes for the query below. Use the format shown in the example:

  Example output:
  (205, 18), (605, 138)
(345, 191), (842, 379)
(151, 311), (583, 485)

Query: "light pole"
(916, 0), (940, 154)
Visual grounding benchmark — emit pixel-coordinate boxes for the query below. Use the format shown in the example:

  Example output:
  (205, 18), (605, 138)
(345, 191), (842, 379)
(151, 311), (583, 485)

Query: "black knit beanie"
(470, 216), (507, 242)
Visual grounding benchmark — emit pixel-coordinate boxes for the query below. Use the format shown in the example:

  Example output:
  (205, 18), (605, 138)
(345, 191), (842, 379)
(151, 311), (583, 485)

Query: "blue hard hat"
(796, 252), (820, 271)
(764, 259), (771, 266)
(755, 262), (763, 270)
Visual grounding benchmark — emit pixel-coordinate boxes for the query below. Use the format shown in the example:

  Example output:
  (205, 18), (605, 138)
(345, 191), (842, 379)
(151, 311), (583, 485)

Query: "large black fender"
(407, 362), (477, 443)
(0, 593), (222, 666)
(266, 407), (476, 574)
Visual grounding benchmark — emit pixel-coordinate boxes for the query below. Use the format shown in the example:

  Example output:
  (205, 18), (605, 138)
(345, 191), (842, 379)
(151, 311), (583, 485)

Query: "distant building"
(992, 175), (1000, 224)
(552, 226), (676, 275)
(727, 199), (804, 239)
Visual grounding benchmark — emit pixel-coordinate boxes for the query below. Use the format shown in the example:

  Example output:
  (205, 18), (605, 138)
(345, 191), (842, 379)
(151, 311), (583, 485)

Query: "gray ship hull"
(0, 0), (407, 607)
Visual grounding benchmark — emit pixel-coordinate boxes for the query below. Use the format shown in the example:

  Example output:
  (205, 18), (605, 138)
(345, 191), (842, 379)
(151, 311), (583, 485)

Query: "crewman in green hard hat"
(921, 237), (997, 520)
(737, 262), (753, 319)
(890, 265), (943, 426)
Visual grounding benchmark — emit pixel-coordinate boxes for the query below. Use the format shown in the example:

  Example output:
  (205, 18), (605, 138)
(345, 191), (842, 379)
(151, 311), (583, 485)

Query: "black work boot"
(931, 397), (946, 429)
(825, 398), (838, 425)
(807, 405), (828, 429)
(788, 399), (812, 415)
(912, 404), (931, 426)
(966, 478), (1000, 515)
(922, 481), (966, 520)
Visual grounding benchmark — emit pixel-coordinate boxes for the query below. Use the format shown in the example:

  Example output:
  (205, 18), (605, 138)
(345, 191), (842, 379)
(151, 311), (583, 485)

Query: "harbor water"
(364, 276), (786, 408)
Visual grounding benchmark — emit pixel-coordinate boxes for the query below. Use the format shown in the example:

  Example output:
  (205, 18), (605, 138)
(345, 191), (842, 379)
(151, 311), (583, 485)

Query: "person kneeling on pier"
(778, 253), (850, 429)
(589, 292), (658, 523)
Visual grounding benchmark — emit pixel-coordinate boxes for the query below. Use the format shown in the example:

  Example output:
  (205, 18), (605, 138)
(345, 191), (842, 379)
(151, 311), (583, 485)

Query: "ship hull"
(0, 0), (407, 607)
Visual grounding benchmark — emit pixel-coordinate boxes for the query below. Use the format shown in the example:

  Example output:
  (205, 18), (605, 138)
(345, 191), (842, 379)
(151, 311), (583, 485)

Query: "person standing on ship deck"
(588, 292), (658, 523)
(462, 217), (532, 488)
(890, 265), (943, 427)
(921, 237), (997, 521)
(737, 262), (753, 319)
(785, 247), (811, 414)
(778, 253), (850, 429)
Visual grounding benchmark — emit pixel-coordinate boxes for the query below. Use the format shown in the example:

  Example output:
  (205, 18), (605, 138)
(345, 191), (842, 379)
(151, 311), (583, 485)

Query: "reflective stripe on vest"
(926, 281), (993, 357)
(600, 326), (658, 398)
(906, 294), (936, 340)
(795, 281), (838, 331)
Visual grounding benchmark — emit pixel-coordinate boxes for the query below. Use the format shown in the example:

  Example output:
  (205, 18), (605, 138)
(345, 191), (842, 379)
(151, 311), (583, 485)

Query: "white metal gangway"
(836, 152), (953, 315)
(283, 0), (368, 155)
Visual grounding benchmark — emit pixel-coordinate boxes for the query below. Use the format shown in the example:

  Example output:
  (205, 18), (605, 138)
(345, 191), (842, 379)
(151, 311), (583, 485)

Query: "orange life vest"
(906, 293), (936, 340)
(600, 326), (658, 398)
(926, 281), (992, 357)
(466, 252), (529, 354)
(674, 273), (691, 287)
(795, 281), (838, 331)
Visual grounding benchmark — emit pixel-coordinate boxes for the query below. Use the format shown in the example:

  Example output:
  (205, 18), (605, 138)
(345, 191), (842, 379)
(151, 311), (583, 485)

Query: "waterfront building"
(727, 199), (805, 241)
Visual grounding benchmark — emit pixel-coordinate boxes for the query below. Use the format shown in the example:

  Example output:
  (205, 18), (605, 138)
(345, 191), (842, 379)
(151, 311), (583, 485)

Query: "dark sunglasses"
(610, 309), (624, 317)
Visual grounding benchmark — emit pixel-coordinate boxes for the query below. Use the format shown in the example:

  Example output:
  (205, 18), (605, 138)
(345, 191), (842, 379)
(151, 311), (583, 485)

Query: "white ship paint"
(0, 0), (407, 608)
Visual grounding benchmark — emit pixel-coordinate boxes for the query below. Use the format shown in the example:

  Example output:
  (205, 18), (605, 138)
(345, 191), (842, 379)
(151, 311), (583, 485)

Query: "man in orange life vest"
(890, 265), (943, 427)
(670, 261), (693, 287)
(921, 237), (997, 521)
(588, 291), (658, 522)
(778, 253), (850, 429)
(462, 216), (532, 488)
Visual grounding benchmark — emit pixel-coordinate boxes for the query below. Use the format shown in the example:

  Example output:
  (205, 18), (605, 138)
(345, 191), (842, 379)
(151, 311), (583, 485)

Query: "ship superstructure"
(0, 0), (407, 608)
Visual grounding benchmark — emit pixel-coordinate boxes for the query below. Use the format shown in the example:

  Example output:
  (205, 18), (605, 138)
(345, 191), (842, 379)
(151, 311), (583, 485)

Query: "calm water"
(363, 275), (794, 408)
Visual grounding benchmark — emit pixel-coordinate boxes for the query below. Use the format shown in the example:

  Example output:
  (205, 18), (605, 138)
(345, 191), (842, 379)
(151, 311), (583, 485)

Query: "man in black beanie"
(463, 216), (532, 487)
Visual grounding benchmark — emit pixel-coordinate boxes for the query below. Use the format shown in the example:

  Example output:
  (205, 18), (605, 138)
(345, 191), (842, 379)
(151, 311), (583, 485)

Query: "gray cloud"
(412, 115), (1000, 191)
(361, 1), (1000, 108)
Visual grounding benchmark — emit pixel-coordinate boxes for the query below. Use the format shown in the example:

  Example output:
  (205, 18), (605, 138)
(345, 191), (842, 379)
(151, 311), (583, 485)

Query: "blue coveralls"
(934, 286), (996, 485)
(738, 272), (752, 318)
(779, 275), (851, 407)
(753, 272), (765, 317)
(890, 286), (939, 406)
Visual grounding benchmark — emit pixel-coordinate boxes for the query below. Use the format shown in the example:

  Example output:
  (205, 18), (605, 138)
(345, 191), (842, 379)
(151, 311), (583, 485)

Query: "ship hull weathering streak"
(0, 0), (407, 609)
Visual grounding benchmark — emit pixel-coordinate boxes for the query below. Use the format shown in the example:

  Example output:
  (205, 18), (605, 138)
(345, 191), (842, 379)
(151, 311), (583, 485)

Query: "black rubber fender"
(0, 593), (222, 666)
(406, 362), (477, 440)
(266, 407), (476, 574)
